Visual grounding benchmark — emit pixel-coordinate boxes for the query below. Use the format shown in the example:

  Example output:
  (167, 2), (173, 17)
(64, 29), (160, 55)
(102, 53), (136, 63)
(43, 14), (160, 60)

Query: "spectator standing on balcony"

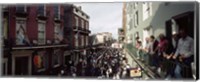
(173, 28), (194, 79)
(135, 37), (143, 60)
(155, 34), (168, 73)
(143, 37), (151, 64)
(164, 32), (180, 79)
(148, 35), (159, 69)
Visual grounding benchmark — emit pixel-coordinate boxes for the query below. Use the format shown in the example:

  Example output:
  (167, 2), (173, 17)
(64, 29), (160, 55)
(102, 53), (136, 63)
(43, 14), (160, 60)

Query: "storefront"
(11, 50), (33, 76)
(51, 49), (63, 75)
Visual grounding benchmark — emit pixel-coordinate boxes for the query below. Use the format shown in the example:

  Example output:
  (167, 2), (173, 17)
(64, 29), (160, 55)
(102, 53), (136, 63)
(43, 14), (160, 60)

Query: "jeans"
(174, 63), (182, 78)
(174, 55), (194, 78)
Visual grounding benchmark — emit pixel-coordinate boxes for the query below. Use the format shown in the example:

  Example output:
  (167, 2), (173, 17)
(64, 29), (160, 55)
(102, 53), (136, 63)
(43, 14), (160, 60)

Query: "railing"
(124, 43), (195, 79)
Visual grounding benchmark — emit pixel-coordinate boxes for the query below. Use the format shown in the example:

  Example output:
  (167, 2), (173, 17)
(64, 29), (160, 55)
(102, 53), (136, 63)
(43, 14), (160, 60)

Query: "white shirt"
(175, 36), (194, 58)
(149, 40), (156, 54)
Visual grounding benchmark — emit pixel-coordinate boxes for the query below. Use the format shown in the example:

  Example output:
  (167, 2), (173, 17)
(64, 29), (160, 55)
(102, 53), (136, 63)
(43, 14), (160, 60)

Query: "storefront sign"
(33, 55), (42, 68)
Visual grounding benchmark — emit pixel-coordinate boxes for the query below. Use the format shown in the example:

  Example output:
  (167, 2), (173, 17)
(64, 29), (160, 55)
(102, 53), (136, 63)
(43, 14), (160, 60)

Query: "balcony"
(72, 26), (79, 32)
(85, 29), (91, 34)
(15, 5), (28, 17)
(12, 39), (68, 50)
(37, 5), (48, 20)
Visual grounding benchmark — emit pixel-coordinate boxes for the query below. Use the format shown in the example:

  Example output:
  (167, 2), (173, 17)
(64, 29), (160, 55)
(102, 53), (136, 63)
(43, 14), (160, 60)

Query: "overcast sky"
(74, 3), (123, 39)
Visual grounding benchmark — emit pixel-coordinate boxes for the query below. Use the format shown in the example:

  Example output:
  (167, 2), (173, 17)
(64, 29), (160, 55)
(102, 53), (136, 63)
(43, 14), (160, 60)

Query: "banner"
(130, 67), (142, 78)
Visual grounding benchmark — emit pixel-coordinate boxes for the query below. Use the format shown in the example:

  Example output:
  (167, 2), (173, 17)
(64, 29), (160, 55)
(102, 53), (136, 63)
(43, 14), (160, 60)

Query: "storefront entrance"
(15, 56), (29, 75)
(12, 51), (32, 75)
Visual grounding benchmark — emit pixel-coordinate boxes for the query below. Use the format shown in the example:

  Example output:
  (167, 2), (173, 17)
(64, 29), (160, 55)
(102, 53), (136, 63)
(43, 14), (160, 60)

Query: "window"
(54, 23), (62, 44)
(3, 18), (8, 40)
(129, 19), (133, 29)
(86, 22), (89, 30)
(75, 16), (79, 27)
(75, 34), (79, 47)
(134, 2), (138, 8)
(82, 35), (84, 47)
(81, 19), (84, 29)
(38, 21), (46, 45)
(134, 11), (139, 27)
(52, 50), (61, 67)
(38, 4), (46, 16)
(86, 36), (88, 46)
(16, 19), (27, 45)
(143, 2), (152, 21)
(16, 5), (27, 12)
(54, 5), (60, 19)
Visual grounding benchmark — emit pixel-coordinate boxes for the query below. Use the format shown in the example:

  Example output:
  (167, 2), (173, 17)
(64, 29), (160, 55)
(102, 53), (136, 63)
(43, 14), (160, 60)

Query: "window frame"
(38, 20), (46, 45)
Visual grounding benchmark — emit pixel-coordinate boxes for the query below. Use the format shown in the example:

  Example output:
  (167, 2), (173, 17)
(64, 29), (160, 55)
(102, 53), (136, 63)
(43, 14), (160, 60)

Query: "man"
(148, 35), (159, 69)
(156, 34), (169, 73)
(164, 32), (179, 79)
(173, 28), (194, 78)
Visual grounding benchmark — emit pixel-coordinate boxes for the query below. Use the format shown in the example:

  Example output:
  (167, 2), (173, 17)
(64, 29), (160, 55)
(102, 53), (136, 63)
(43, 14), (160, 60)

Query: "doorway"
(15, 56), (29, 75)
(165, 11), (194, 42)
(2, 58), (8, 75)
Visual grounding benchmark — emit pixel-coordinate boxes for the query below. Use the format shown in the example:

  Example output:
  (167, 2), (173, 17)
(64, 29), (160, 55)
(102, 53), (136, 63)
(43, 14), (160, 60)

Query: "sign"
(33, 55), (42, 68)
(130, 67), (142, 78)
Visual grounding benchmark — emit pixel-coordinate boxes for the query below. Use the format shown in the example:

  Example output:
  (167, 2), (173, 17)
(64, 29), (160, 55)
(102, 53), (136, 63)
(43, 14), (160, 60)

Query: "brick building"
(63, 4), (90, 65)
(2, 4), (90, 76)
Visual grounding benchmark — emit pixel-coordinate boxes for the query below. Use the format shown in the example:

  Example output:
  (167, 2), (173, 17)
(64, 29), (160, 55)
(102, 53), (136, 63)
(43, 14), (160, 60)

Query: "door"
(15, 56), (29, 75)
(64, 55), (71, 65)
(165, 20), (172, 44)
(173, 11), (194, 38)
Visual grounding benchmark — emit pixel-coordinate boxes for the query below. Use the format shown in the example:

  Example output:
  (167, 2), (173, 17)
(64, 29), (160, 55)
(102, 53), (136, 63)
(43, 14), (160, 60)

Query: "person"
(135, 37), (143, 60)
(143, 37), (151, 64)
(148, 35), (159, 69)
(76, 59), (83, 77)
(155, 34), (169, 74)
(173, 28), (194, 79)
(163, 32), (180, 79)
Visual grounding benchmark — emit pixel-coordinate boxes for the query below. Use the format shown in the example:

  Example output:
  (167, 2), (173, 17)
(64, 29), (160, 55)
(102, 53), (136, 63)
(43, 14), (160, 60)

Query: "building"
(89, 32), (113, 47)
(125, 2), (196, 48)
(122, 3), (127, 43)
(123, 2), (198, 78)
(63, 4), (90, 65)
(118, 28), (125, 43)
(2, 4), (90, 76)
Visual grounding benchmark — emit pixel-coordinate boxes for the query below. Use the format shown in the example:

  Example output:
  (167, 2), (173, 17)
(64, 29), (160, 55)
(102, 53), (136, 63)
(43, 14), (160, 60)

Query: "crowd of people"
(59, 48), (131, 79)
(135, 28), (194, 79)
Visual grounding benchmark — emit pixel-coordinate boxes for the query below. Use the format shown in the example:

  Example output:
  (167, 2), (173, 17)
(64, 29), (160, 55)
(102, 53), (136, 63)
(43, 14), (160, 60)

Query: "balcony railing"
(124, 43), (194, 79)
(10, 39), (68, 50)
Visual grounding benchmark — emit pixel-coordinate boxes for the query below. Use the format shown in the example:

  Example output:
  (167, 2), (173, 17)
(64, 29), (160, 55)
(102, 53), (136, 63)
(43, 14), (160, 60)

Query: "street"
(57, 45), (151, 80)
